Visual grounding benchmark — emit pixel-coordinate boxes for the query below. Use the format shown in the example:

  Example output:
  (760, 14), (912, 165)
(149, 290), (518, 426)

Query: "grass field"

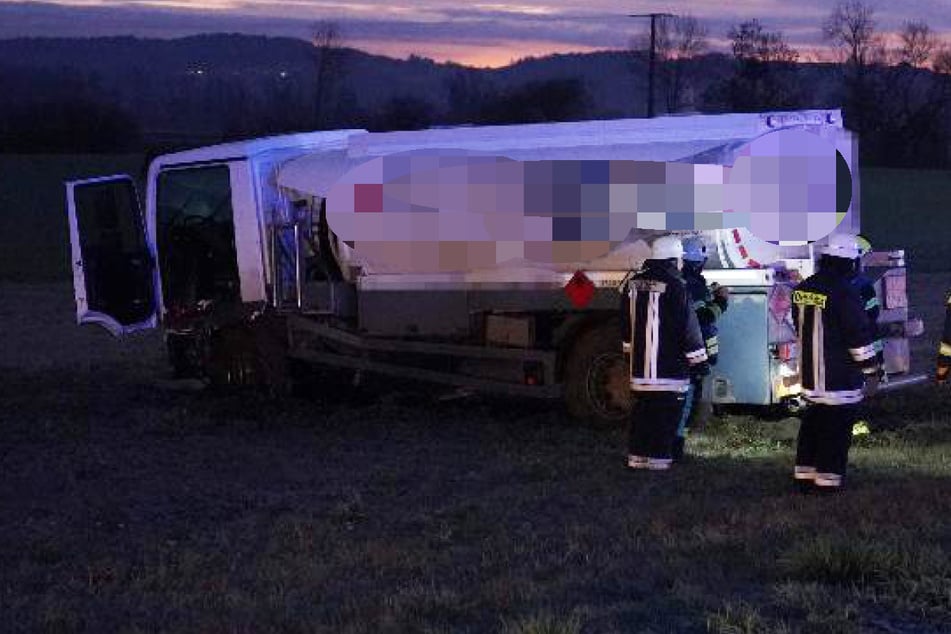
(0, 154), (145, 282)
(1, 156), (950, 632)
(1, 280), (949, 633)
(861, 167), (951, 272)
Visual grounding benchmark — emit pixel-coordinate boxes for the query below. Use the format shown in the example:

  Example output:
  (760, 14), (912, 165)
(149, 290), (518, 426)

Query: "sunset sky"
(2, 0), (950, 68)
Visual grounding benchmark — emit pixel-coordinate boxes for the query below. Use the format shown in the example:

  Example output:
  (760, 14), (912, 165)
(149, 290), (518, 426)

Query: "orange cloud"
(350, 37), (601, 68)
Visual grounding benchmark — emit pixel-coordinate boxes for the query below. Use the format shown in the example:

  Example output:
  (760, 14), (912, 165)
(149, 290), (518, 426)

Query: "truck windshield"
(156, 165), (240, 310)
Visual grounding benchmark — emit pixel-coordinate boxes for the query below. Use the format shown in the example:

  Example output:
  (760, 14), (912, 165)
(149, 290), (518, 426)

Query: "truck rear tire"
(205, 317), (291, 396)
(166, 332), (202, 379)
(564, 323), (632, 428)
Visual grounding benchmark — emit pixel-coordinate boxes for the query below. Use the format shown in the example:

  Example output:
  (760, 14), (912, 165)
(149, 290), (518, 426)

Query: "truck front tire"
(166, 332), (203, 379)
(564, 323), (632, 428)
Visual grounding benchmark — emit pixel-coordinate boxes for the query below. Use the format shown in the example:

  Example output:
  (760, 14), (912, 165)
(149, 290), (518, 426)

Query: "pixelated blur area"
(325, 128), (852, 271)
(726, 129), (849, 246)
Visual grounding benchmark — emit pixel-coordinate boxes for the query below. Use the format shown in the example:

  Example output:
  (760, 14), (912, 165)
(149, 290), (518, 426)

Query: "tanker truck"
(65, 109), (924, 427)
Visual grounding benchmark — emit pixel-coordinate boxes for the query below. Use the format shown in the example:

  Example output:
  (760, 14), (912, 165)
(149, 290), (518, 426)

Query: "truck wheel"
(166, 332), (202, 379)
(205, 325), (258, 388)
(205, 319), (291, 395)
(564, 323), (632, 428)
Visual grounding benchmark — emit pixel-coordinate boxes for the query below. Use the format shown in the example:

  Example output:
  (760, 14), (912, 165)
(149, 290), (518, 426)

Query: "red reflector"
(524, 360), (544, 386)
(778, 342), (797, 361)
(564, 270), (595, 309)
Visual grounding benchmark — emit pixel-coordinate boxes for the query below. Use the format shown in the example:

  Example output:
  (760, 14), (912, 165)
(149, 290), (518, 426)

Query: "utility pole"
(629, 12), (675, 118)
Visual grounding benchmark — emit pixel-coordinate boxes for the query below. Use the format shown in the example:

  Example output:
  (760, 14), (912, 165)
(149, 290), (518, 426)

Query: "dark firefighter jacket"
(620, 260), (708, 393)
(938, 292), (951, 369)
(850, 272), (883, 365)
(683, 262), (728, 365)
(792, 266), (880, 405)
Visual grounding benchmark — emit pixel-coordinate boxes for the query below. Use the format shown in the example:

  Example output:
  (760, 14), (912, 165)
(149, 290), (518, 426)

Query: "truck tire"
(166, 332), (202, 379)
(564, 323), (632, 428)
(205, 318), (291, 396)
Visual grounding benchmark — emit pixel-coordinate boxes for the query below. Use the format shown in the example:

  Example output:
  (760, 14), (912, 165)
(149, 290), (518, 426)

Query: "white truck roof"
(149, 128), (365, 172)
(268, 110), (856, 281)
(147, 110), (853, 284)
(276, 109), (846, 199)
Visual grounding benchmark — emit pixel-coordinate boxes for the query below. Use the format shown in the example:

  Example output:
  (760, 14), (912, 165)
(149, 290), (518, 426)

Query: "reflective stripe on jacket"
(792, 268), (879, 405)
(940, 292), (951, 363)
(620, 260), (707, 393)
(683, 266), (727, 364)
(850, 272), (883, 362)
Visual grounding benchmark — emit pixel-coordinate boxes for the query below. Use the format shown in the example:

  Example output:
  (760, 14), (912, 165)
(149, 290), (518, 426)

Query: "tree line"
(1, 2), (949, 168)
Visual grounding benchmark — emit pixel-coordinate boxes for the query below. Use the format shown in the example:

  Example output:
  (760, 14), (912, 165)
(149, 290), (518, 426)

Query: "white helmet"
(817, 232), (861, 260)
(651, 235), (684, 260)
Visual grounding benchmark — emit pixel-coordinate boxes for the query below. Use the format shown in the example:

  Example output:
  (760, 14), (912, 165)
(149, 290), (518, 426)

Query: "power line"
(629, 12), (676, 118)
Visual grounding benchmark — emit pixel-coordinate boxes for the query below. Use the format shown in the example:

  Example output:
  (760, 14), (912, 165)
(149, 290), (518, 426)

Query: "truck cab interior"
(155, 165), (241, 322)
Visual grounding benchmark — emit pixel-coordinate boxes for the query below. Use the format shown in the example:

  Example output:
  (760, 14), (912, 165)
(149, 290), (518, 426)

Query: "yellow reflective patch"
(792, 290), (828, 309)
(940, 342), (951, 357)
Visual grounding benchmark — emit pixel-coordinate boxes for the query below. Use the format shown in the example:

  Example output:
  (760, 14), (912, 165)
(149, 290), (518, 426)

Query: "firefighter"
(621, 235), (709, 471)
(936, 292), (951, 384)
(673, 235), (730, 460)
(791, 233), (882, 493)
(850, 234), (885, 433)
(852, 235), (885, 373)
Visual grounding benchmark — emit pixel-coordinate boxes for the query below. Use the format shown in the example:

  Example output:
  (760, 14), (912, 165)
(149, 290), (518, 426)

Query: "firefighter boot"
(627, 455), (649, 470)
(793, 466), (817, 495)
(647, 457), (673, 471)
(814, 473), (845, 495)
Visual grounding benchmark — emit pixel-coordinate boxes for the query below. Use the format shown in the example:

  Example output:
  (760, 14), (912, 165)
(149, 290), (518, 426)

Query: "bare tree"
(822, 2), (881, 141)
(730, 19), (799, 63)
(898, 20), (936, 68)
(858, 20), (951, 168)
(712, 20), (800, 112)
(629, 15), (708, 113)
(660, 15), (708, 112)
(823, 1), (879, 68)
(936, 47), (951, 74)
(312, 20), (344, 129)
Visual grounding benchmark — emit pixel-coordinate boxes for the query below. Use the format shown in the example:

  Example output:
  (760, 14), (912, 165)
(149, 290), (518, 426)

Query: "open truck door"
(66, 175), (158, 336)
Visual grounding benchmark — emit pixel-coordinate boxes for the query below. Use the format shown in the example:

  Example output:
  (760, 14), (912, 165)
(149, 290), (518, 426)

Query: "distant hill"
(0, 34), (811, 125)
(0, 34), (948, 167)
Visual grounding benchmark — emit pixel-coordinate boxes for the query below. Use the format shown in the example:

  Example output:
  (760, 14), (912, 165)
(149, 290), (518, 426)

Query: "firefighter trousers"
(628, 391), (686, 460)
(795, 403), (858, 482)
(675, 376), (710, 439)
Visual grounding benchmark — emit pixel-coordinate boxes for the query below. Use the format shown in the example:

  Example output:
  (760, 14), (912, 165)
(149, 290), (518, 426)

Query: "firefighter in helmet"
(673, 235), (729, 460)
(851, 235), (885, 371)
(849, 234), (884, 434)
(936, 292), (951, 384)
(791, 233), (882, 493)
(621, 235), (709, 471)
